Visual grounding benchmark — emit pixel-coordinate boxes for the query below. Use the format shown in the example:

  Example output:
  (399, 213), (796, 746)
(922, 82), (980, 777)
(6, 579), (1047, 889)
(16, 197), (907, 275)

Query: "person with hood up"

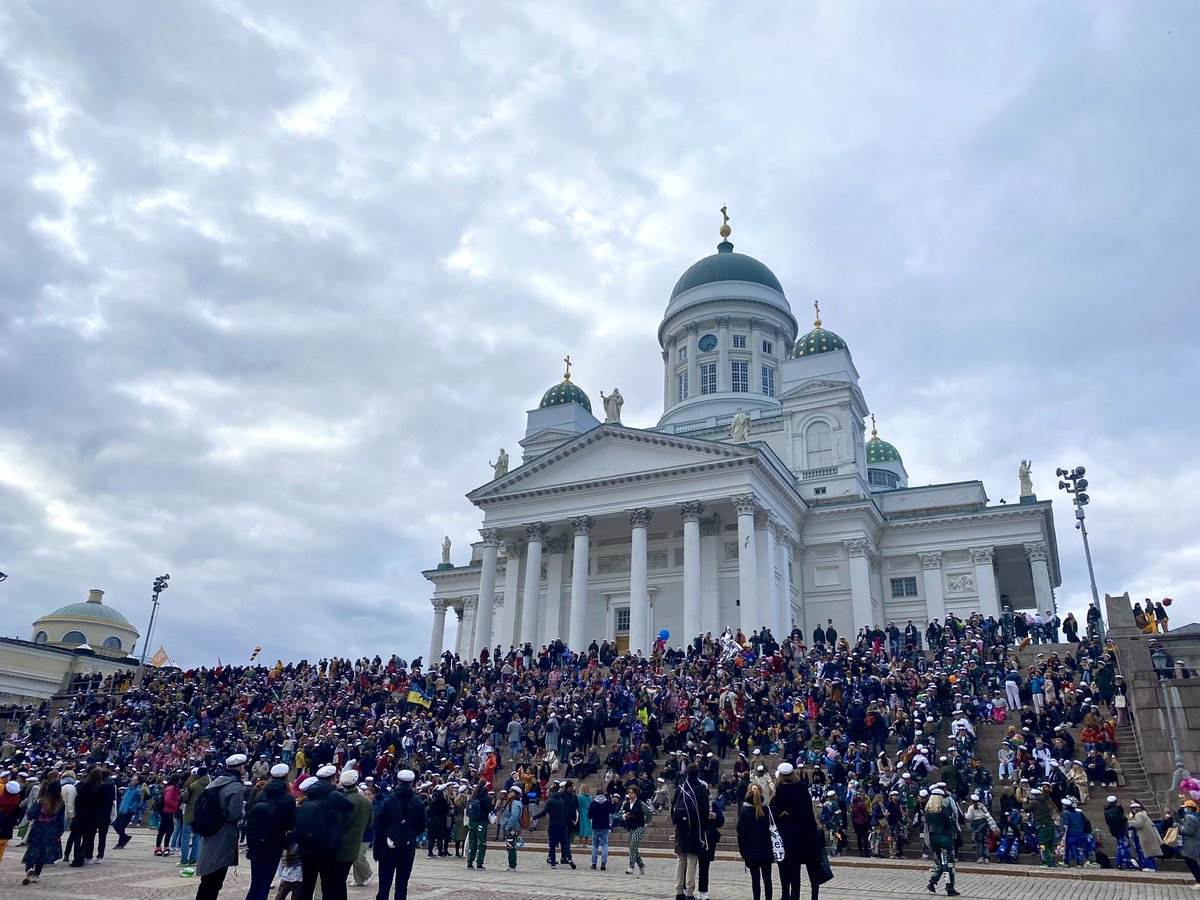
(373, 769), (427, 900)
(243, 763), (296, 900)
(587, 791), (612, 870)
(194, 754), (248, 900)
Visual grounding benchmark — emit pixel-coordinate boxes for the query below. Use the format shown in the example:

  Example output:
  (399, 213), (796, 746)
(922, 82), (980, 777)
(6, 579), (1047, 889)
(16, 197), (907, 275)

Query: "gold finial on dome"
(563, 354), (573, 382)
(870, 413), (878, 439)
(813, 300), (823, 329)
(719, 205), (731, 240)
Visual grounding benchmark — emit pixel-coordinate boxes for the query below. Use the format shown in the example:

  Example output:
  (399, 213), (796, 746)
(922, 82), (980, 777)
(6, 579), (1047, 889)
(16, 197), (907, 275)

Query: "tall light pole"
(139, 574), (170, 666)
(1056, 466), (1104, 640)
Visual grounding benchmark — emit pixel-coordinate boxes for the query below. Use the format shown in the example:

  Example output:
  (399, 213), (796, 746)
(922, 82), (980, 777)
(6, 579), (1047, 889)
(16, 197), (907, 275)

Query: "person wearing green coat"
(337, 770), (374, 888)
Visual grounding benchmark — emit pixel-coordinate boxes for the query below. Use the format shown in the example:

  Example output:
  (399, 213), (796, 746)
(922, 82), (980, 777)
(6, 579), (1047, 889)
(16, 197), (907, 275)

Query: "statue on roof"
(1019, 460), (1034, 497)
(441, 536), (452, 565)
(490, 448), (509, 479)
(600, 388), (624, 424)
(730, 407), (751, 444)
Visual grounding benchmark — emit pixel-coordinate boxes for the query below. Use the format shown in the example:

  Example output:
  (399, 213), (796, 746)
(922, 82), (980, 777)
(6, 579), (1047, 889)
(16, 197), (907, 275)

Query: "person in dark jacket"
(1104, 795), (1135, 870)
(298, 765), (355, 900)
(673, 764), (711, 900)
(738, 783), (774, 900)
(587, 793), (612, 870)
(244, 764), (297, 900)
(770, 764), (823, 900)
(697, 790), (724, 900)
(70, 768), (106, 867)
(426, 784), (450, 858)
(465, 778), (493, 870)
(373, 770), (427, 900)
(532, 782), (575, 868)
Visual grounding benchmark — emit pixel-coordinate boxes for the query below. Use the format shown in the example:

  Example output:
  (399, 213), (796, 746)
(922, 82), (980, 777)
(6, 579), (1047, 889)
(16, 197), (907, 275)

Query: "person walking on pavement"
(244, 763), (296, 900)
(532, 782), (576, 868)
(500, 786), (523, 872)
(373, 769), (426, 900)
(587, 792), (611, 870)
(672, 763), (710, 900)
(924, 788), (960, 896)
(194, 753), (248, 900)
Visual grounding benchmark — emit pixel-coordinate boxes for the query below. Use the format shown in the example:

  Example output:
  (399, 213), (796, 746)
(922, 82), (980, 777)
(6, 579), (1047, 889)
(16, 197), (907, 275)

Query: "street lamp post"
(1056, 466), (1104, 640)
(139, 574), (170, 667)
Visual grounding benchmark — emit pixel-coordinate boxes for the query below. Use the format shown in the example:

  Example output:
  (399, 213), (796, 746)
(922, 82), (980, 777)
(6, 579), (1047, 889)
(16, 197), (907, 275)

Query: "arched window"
(102, 636), (123, 651)
(805, 421), (833, 469)
(61, 630), (87, 645)
(33, 631), (48, 644)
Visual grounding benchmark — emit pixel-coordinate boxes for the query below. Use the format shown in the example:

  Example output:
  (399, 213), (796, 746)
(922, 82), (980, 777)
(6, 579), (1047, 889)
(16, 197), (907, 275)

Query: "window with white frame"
(700, 363), (718, 395)
(731, 361), (748, 392)
(762, 339), (773, 355)
(678, 372), (688, 401)
(678, 345), (687, 361)
(761, 365), (776, 397)
(890, 576), (919, 598)
(805, 421), (833, 468)
(732, 334), (747, 349)
(615, 608), (630, 633)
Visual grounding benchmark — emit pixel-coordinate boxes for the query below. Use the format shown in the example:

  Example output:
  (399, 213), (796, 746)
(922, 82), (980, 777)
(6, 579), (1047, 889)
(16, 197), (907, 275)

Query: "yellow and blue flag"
(406, 683), (432, 708)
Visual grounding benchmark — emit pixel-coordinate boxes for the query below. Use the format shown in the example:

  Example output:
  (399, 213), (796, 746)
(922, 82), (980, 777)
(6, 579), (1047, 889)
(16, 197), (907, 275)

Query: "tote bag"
(766, 807), (786, 862)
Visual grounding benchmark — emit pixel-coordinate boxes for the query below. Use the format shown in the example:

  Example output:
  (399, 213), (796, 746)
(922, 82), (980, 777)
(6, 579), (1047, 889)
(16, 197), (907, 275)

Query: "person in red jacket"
(155, 775), (183, 856)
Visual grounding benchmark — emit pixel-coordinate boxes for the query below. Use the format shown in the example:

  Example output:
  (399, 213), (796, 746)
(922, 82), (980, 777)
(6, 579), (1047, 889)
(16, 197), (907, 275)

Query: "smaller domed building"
(0, 588), (142, 704)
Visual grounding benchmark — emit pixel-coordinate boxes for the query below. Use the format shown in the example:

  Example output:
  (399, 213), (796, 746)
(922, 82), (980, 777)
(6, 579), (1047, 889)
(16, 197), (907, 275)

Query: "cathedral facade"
(424, 221), (1061, 660)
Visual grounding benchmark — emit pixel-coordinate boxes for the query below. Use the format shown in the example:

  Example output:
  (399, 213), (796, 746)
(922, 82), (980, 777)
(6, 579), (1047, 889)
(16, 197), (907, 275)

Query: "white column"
(845, 539), (875, 635)
(717, 316), (731, 391)
(700, 516), (721, 636)
(680, 501), (704, 647)
(686, 323), (699, 399)
(519, 523), (547, 648)
(971, 546), (1001, 618)
(452, 606), (466, 658)
(768, 519), (786, 636)
(919, 551), (946, 624)
(461, 596), (478, 659)
(429, 599), (448, 664)
(750, 317), (763, 394)
(782, 535), (800, 636)
(628, 508), (654, 656)
(542, 535), (568, 645)
(474, 530), (500, 657)
(1025, 542), (1054, 613)
(754, 511), (773, 639)
(499, 539), (523, 652)
(567, 516), (594, 653)
(733, 494), (759, 636)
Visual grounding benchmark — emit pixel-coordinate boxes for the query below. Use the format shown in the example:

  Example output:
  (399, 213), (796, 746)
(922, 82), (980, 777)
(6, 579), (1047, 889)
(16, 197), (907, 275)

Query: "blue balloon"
(658, 629), (670, 641)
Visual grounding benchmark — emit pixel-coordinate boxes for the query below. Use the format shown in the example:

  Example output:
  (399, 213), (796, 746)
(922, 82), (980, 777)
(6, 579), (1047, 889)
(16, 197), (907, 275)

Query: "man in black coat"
(672, 764), (711, 900)
(244, 764), (297, 900)
(374, 770), (426, 900)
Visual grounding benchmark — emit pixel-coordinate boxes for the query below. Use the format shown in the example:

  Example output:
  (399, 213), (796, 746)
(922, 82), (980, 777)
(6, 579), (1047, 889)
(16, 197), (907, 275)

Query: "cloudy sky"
(1, 1), (1197, 666)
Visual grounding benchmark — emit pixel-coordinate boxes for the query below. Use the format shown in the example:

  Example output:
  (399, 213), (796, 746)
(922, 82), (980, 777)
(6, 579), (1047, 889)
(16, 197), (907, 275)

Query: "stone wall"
(1103, 592), (1198, 815)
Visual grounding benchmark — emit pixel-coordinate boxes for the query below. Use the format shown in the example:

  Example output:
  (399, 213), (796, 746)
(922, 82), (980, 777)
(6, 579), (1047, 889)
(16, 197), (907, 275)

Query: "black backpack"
(245, 796), (279, 848)
(294, 795), (344, 856)
(388, 795), (416, 849)
(190, 785), (225, 838)
(1081, 813), (1093, 835)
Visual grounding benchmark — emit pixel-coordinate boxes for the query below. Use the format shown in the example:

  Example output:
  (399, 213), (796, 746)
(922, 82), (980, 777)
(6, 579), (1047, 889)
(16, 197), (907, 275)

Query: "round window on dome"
(34, 631), (48, 644)
(102, 636), (123, 651)
(61, 630), (87, 645)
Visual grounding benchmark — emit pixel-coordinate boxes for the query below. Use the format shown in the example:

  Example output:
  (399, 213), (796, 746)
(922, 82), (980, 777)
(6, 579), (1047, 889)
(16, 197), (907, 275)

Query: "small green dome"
(41, 601), (132, 626)
(794, 325), (848, 357)
(539, 379), (592, 413)
(670, 242), (784, 300)
(866, 436), (902, 463)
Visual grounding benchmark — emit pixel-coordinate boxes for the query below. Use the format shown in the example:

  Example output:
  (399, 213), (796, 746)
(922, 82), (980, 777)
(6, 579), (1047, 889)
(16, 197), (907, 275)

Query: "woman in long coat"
(22, 779), (65, 884)
(770, 763), (823, 900)
(738, 783), (774, 900)
(1129, 801), (1163, 870)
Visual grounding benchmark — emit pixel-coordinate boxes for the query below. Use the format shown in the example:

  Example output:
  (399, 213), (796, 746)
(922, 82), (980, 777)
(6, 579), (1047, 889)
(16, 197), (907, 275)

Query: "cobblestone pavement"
(1, 829), (1193, 899)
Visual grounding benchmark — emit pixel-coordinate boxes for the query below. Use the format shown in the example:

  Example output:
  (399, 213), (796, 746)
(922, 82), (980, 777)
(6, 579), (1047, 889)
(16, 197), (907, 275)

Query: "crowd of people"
(2, 607), (1199, 900)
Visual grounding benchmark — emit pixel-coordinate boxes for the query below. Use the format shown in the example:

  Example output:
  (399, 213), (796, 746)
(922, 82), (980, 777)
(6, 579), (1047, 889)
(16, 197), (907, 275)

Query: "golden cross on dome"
(719, 205), (731, 240)
(563, 355), (573, 381)
(870, 414), (878, 438)
(813, 300), (823, 329)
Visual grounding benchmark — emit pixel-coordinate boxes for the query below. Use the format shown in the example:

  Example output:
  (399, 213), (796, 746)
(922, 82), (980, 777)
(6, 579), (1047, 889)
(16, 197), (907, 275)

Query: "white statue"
(600, 388), (624, 424)
(730, 407), (751, 443)
(441, 536), (451, 565)
(1019, 459), (1034, 497)
(490, 448), (509, 478)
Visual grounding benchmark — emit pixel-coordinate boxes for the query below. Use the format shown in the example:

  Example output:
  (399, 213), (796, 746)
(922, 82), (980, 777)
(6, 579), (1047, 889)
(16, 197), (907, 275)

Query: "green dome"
(794, 326), (848, 357)
(539, 379), (592, 413)
(670, 242), (784, 300)
(866, 436), (902, 463)
(42, 601), (132, 626)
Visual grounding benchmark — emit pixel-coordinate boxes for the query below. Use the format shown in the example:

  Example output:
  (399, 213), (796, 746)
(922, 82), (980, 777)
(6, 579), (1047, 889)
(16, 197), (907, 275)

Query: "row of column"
(428, 497), (800, 661)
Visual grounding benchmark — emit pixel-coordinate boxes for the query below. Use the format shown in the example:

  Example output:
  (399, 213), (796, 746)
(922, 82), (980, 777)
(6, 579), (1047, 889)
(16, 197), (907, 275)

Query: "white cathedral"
(424, 217), (1061, 661)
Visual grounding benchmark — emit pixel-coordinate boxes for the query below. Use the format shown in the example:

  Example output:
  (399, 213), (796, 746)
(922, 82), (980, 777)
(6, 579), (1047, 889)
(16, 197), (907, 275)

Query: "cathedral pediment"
(779, 378), (852, 400)
(469, 425), (757, 503)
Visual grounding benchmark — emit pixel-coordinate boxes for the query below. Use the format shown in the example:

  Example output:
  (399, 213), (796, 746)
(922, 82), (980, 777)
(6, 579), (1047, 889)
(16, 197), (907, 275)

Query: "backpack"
(1081, 813), (1092, 835)
(671, 788), (691, 829)
(294, 795), (344, 856)
(245, 796), (279, 848)
(387, 795), (416, 849)
(466, 797), (482, 820)
(190, 785), (226, 838)
(153, 793), (165, 814)
(519, 802), (532, 830)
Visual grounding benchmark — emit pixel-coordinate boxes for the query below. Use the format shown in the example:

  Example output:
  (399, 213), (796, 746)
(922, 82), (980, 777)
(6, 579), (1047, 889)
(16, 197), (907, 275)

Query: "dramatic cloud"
(1, 1), (1196, 664)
